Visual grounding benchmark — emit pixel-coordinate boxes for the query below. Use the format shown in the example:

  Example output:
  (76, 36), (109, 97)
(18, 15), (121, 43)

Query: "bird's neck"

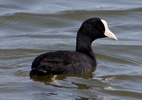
(76, 33), (96, 62)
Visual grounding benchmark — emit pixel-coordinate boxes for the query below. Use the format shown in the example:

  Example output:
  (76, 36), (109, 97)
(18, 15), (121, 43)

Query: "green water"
(0, 0), (142, 100)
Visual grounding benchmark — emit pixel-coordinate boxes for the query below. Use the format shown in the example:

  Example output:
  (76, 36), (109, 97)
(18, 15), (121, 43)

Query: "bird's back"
(30, 51), (96, 76)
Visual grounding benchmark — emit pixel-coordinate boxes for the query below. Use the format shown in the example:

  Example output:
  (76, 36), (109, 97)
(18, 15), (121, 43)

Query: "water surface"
(0, 0), (142, 100)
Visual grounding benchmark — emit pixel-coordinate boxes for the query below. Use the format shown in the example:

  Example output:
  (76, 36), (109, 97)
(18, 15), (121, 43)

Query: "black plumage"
(30, 17), (117, 76)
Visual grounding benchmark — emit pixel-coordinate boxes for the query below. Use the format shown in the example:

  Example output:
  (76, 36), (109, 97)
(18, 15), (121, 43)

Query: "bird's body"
(31, 51), (96, 75)
(30, 17), (117, 76)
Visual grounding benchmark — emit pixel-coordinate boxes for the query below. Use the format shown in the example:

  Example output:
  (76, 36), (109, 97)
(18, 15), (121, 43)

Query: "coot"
(30, 17), (117, 76)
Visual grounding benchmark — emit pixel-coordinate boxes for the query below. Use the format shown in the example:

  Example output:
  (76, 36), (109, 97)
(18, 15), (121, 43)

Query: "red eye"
(97, 25), (101, 29)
